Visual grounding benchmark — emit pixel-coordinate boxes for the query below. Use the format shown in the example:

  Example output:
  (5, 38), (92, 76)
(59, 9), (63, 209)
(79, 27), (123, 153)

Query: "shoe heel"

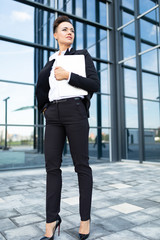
(58, 224), (60, 236)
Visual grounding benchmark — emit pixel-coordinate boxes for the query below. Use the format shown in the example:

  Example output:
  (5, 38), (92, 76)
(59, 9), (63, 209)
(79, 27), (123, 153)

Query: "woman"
(36, 15), (99, 240)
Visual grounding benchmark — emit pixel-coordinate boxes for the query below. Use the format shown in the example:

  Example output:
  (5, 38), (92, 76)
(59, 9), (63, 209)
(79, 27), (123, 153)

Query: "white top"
(48, 49), (88, 102)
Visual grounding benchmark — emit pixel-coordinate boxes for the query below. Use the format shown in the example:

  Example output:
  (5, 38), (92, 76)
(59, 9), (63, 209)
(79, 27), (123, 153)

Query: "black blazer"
(36, 48), (100, 117)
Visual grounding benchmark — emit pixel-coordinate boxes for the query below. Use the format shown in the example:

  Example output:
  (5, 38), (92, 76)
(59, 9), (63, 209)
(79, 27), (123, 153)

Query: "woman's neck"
(59, 44), (71, 54)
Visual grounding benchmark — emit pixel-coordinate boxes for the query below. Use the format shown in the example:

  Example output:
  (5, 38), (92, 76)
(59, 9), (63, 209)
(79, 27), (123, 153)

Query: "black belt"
(50, 97), (81, 104)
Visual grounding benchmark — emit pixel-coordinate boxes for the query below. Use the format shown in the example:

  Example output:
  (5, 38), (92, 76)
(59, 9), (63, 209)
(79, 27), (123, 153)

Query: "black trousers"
(44, 97), (93, 223)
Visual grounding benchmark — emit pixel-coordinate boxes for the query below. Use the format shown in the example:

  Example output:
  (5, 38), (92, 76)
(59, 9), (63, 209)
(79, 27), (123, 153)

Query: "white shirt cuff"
(67, 72), (71, 83)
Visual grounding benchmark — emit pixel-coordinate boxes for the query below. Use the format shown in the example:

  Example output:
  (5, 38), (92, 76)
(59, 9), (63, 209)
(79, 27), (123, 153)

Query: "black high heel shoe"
(40, 216), (62, 240)
(79, 233), (90, 240)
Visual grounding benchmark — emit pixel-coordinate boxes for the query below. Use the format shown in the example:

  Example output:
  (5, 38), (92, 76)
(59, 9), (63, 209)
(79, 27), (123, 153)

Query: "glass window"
(122, 0), (134, 10)
(0, 41), (34, 84)
(100, 2), (107, 25)
(87, 0), (95, 22)
(139, 0), (158, 14)
(89, 127), (97, 157)
(58, 0), (63, 9)
(101, 95), (110, 127)
(67, 0), (72, 13)
(100, 30), (107, 59)
(141, 49), (158, 72)
(143, 101), (159, 128)
(122, 12), (134, 25)
(123, 22), (135, 36)
(76, 0), (83, 17)
(127, 128), (140, 160)
(102, 128), (110, 159)
(124, 69), (137, 98)
(0, 0), (34, 42)
(76, 22), (83, 49)
(140, 19), (158, 44)
(87, 25), (96, 57)
(144, 128), (160, 162)
(89, 94), (97, 127)
(125, 98), (138, 128)
(123, 57), (136, 68)
(0, 126), (45, 169)
(100, 63), (109, 94)
(142, 73), (159, 100)
(0, 82), (34, 125)
(123, 37), (136, 59)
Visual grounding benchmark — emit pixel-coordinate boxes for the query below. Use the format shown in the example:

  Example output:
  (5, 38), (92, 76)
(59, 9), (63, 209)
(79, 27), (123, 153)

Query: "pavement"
(0, 159), (160, 240)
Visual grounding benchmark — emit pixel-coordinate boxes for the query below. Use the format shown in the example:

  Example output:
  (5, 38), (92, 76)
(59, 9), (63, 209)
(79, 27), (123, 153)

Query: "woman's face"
(54, 21), (75, 47)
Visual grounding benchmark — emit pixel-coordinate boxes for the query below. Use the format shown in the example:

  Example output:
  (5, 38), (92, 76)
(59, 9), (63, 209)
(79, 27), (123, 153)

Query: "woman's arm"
(69, 49), (100, 93)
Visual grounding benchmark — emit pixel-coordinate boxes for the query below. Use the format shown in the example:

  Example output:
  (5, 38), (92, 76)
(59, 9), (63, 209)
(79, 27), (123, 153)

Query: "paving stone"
(0, 218), (16, 231)
(121, 211), (158, 225)
(100, 230), (149, 240)
(3, 225), (42, 240)
(0, 161), (160, 240)
(131, 222), (160, 240)
(0, 233), (6, 240)
(0, 209), (20, 219)
(11, 213), (44, 226)
(93, 208), (120, 219)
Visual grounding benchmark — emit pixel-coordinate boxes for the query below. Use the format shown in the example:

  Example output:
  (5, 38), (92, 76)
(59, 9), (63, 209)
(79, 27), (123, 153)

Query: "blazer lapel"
(65, 48), (76, 55)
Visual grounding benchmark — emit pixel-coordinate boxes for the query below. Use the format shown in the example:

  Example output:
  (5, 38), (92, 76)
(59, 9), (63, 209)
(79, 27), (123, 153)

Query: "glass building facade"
(0, 0), (159, 170)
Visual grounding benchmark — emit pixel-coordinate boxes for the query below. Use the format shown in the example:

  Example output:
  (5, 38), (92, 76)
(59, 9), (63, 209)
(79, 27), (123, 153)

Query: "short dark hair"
(53, 15), (72, 33)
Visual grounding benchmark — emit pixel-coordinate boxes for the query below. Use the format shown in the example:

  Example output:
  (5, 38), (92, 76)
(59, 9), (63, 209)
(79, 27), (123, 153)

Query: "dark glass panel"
(125, 98), (138, 128)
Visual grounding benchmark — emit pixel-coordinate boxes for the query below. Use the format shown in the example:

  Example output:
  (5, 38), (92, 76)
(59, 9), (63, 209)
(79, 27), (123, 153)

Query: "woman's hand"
(54, 66), (69, 81)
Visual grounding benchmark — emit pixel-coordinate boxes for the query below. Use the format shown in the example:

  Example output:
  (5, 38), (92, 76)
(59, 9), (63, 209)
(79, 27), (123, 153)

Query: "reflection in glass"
(123, 22), (135, 36)
(139, 0), (158, 14)
(0, 41), (34, 83)
(76, 0), (83, 17)
(76, 22), (83, 49)
(0, 0), (34, 42)
(0, 82), (34, 125)
(87, 25), (96, 57)
(88, 128), (97, 158)
(143, 101), (159, 128)
(126, 128), (140, 160)
(122, 12), (134, 25)
(87, 0), (95, 22)
(100, 64), (109, 94)
(144, 128), (160, 162)
(101, 128), (110, 159)
(0, 126), (45, 170)
(100, 30), (107, 59)
(140, 19), (158, 44)
(122, 0), (134, 10)
(141, 49), (158, 72)
(89, 94), (97, 127)
(124, 57), (136, 68)
(101, 95), (110, 127)
(100, 2), (107, 25)
(66, 0), (72, 13)
(124, 69), (137, 98)
(123, 37), (136, 59)
(142, 73), (159, 100)
(125, 98), (138, 128)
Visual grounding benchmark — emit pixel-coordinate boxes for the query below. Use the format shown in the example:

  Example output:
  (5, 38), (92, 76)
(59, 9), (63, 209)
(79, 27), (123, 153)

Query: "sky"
(0, 0), (160, 140)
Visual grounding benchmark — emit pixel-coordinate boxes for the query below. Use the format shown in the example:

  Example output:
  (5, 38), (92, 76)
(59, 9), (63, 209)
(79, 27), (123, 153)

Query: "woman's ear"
(54, 32), (57, 40)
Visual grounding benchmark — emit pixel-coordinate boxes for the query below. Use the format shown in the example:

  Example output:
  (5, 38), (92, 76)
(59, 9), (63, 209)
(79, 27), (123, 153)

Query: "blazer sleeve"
(68, 49), (100, 93)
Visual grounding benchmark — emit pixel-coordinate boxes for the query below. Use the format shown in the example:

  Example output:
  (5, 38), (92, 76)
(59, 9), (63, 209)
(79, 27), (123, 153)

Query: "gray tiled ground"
(0, 160), (160, 239)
